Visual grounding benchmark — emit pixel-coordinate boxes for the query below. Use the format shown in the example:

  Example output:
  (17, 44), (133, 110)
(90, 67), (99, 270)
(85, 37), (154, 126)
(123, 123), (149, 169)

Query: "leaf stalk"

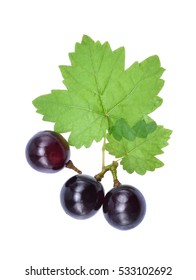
(102, 137), (106, 168)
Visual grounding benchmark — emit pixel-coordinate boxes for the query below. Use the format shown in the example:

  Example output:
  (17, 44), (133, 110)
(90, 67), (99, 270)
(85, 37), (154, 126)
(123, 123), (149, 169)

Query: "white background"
(0, 0), (195, 279)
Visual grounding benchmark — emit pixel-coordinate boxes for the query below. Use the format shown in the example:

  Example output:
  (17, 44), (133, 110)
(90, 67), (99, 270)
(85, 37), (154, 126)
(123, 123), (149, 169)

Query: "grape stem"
(65, 160), (82, 174)
(102, 136), (106, 168)
(95, 161), (121, 187)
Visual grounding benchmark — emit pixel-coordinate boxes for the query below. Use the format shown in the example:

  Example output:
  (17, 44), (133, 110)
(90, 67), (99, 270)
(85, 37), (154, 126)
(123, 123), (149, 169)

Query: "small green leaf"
(109, 117), (157, 141)
(109, 118), (136, 141)
(105, 126), (172, 175)
(132, 118), (157, 138)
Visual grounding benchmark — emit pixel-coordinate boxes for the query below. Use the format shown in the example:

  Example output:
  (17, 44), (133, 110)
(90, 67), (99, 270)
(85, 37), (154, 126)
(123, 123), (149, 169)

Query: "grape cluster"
(26, 131), (146, 230)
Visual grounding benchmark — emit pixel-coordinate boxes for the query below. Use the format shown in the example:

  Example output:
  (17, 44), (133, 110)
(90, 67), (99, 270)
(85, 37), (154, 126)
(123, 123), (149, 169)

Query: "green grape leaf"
(33, 35), (165, 148)
(105, 125), (172, 175)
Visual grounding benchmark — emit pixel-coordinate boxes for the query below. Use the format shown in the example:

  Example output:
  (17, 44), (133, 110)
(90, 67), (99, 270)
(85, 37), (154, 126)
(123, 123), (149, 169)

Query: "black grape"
(60, 174), (104, 219)
(25, 131), (70, 173)
(103, 185), (146, 230)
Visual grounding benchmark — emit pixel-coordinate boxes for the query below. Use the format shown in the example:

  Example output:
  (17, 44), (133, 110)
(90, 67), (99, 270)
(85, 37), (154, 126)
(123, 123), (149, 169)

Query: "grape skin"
(103, 185), (146, 230)
(60, 174), (105, 220)
(25, 131), (70, 173)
